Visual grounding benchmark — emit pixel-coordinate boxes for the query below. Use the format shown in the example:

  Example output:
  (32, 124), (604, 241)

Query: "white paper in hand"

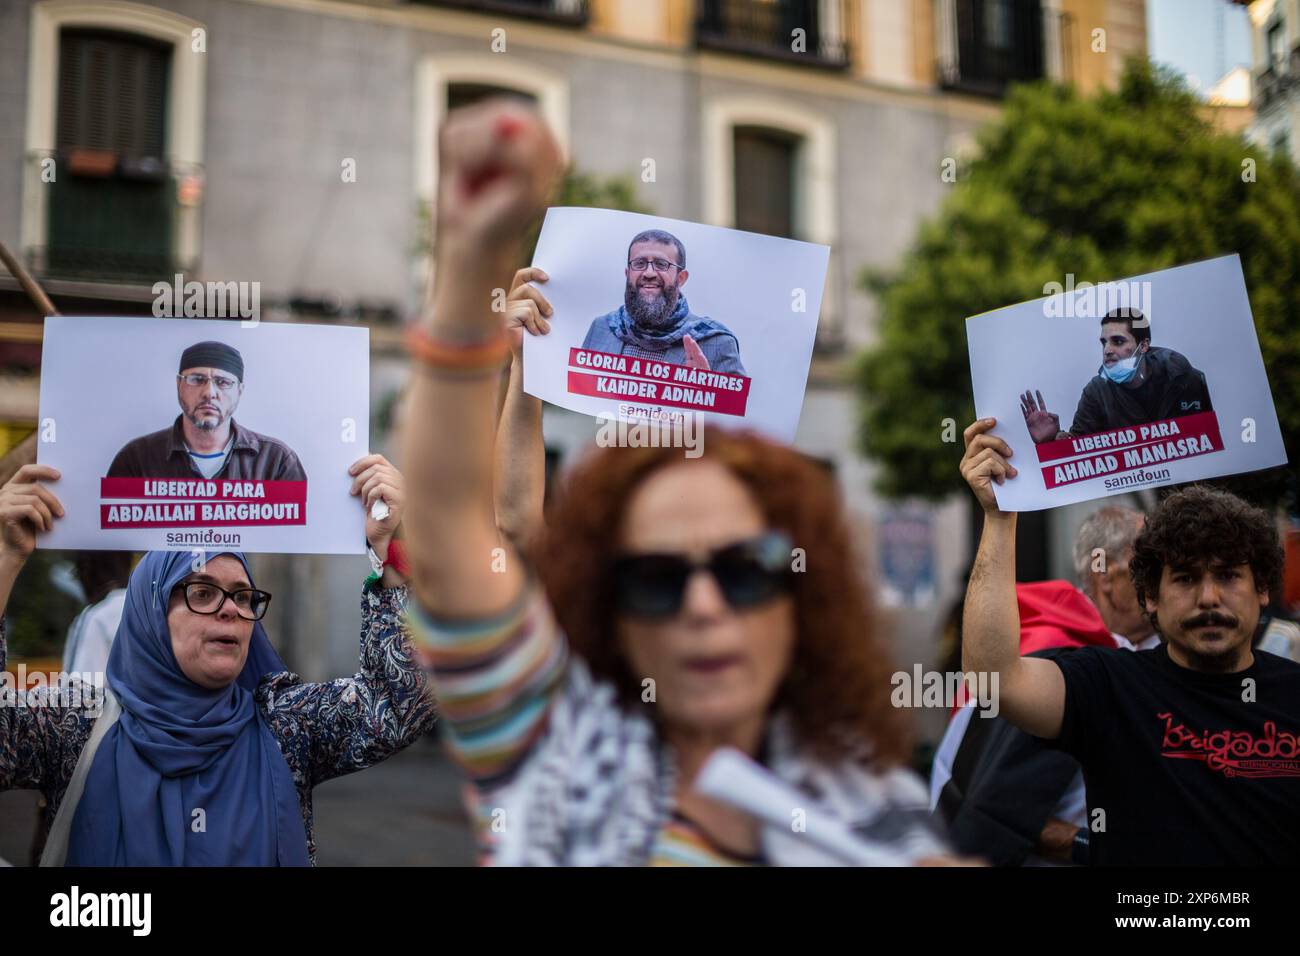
(693, 747), (911, 866)
(966, 255), (1286, 512)
(521, 207), (829, 442)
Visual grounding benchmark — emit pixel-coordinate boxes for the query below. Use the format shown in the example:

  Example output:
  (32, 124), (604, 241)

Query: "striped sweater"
(407, 584), (946, 867)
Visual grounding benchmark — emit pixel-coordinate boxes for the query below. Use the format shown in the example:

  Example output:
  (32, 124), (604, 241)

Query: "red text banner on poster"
(566, 348), (751, 416)
(99, 479), (307, 528)
(100, 478), (305, 502)
(1038, 412), (1224, 489)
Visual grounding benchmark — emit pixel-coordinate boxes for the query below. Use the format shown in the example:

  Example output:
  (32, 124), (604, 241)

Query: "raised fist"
(434, 99), (562, 262)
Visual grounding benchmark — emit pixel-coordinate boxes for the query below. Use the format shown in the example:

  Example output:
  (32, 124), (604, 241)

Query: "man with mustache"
(107, 341), (306, 481)
(581, 229), (746, 375)
(959, 417), (1300, 865)
(1020, 307), (1212, 443)
(932, 506), (1160, 867)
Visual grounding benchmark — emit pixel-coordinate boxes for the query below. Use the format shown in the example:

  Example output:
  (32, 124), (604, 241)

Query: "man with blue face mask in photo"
(1020, 308), (1213, 444)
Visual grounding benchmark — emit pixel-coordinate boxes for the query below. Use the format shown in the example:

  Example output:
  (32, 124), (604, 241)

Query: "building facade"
(0, 0), (1146, 736)
(1235, 0), (1300, 159)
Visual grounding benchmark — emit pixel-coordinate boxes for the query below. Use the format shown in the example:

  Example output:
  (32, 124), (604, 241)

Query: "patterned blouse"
(0, 581), (437, 865)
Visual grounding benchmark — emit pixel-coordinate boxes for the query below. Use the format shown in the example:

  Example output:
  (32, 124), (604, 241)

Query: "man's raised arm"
(959, 418), (1067, 739)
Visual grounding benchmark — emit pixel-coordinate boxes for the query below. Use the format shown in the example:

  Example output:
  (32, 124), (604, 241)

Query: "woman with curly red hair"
(400, 99), (945, 865)
(539, 433), (913, 773)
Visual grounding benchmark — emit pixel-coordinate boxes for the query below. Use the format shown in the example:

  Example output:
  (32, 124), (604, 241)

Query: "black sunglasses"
(611, 531), (795, 619)
(174, 581), (272, 621)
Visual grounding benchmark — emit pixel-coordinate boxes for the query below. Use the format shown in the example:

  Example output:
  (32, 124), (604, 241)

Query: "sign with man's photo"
(522, 207), (829, 442)
(966, 255), (1287, 511)
(37, 317), (369, 553)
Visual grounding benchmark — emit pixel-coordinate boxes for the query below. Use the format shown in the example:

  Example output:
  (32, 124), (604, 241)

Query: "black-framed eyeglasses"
(178, 373), (240, 391)
(175, 581), (272, 621)
(611, 531), (794, 619)
(628, 257), (681, 274)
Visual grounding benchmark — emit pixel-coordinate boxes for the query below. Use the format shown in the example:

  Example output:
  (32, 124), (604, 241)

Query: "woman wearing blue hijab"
(0, 456), (435, 866)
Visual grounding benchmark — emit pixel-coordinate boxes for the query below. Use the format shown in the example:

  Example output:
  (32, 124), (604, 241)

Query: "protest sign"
(966, 255), (1286, 511)
(37, 317), (369, 553)
(522, 207), (829, 442)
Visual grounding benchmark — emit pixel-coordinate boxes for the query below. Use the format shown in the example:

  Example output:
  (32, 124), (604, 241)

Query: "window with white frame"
(23, 0), (206, 282)
(413, 54), (569, 213)
(703, 97), (839, 347)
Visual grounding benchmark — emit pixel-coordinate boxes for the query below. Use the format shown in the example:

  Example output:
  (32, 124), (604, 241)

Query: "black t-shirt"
(1054, 643), (1300, 865)
(1068, 346), (1213, 436)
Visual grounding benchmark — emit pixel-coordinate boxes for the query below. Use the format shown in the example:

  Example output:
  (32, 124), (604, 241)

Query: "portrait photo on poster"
(36, 317), (370, 554)
(966, 255), (1287, 512)
(521, 207), (829, 442)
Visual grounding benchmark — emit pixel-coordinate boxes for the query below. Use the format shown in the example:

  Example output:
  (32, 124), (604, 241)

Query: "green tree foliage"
(5, 552), (82, 659)
(856, 60), (1300, 509)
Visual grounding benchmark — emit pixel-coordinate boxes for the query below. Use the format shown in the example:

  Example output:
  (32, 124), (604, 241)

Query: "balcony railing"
(696, 0), (852, 69)
(410, 0), (588, 25)
(25, 150), (200, 285)
(937, 0), (1045, 97)
(1254, 47), (1300, 110)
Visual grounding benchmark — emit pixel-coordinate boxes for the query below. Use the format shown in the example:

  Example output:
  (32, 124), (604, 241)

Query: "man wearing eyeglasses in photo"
(580, 229), (747, 375)
(106, 341), (307, 481)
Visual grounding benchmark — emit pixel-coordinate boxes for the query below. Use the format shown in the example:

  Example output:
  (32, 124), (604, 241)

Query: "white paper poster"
(522, 207), (829, 442)
(36, 317), (370, 554)
(966, 255), (1287, 511)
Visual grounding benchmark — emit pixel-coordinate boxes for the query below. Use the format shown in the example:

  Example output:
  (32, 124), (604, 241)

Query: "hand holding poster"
(966, 255), (1287, 511)
(522, 207), (829, 442)
(37, 317), (370, 553)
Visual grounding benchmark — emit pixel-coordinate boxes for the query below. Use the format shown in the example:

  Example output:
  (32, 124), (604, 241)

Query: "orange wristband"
(404, 326), (510, 372)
